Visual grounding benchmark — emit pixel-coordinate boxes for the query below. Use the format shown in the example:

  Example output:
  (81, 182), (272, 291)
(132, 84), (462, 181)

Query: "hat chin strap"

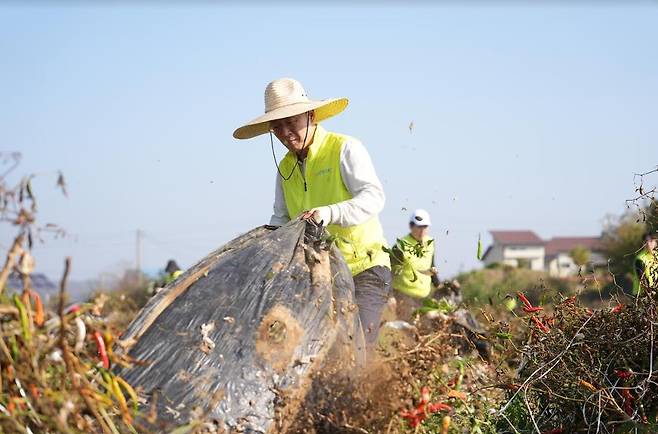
(270, 112), (311, 181)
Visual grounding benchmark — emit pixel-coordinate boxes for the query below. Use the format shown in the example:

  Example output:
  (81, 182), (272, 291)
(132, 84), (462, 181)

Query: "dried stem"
(0, 234), (23, 294)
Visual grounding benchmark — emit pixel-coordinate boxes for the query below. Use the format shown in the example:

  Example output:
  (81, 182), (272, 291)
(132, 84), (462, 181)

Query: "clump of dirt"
(255, 304), (304, 373)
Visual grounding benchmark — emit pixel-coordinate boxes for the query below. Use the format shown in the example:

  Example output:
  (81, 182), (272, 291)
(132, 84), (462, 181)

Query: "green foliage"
(88, 270), (151, 331)
(386, 238), (432, 283)
(516, 258), (531, 269)
(601, 207), (649, 279)
(393, 237), (433, 258)
(476, 233), (483, 260)
(398, 357), (501, 434)
(599, 200), (658, 292)
(495, 394), (534, 432)
(569, 245), (591, 267)
(456, 267), (576, 306)
(484, 262), (503, 270)
(413, 297), (457, 317)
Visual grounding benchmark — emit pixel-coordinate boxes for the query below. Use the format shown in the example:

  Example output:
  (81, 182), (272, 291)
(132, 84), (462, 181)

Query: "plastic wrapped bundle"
(116, 221), (365, 433)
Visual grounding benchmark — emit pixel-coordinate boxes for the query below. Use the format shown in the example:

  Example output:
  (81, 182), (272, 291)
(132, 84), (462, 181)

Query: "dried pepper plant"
(0, 154), (144, 434)
(498, 291), (658, 433)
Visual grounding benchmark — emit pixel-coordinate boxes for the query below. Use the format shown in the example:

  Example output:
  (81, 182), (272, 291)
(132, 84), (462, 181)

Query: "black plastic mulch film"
(116, 220), (365, 433)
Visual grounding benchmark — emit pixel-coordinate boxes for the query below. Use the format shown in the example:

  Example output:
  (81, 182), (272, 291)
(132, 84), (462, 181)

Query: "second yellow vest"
(391, 234), (435, 298)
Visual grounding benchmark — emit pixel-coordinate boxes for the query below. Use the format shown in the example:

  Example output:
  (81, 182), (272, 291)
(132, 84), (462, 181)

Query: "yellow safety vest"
(391, 234), (435, 298)
(279, 126), (390, 276)
(164, 270), (183, 285)
(633, 249), (658, 295)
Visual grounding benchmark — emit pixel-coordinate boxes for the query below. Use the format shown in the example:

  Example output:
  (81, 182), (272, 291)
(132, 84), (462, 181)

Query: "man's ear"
(309, 110), (316, 123)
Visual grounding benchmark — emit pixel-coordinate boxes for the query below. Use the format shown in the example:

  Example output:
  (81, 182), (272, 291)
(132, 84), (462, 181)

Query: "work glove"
(300, 206), (332, 226)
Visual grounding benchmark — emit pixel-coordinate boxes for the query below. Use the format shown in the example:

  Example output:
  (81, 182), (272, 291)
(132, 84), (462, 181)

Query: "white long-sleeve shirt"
(269, 134), (385, 227)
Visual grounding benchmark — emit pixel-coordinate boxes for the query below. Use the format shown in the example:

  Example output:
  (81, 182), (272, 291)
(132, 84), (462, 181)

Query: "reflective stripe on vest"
(634, 249), (658, 294)
(391, 234), (435, 298)
(279, 126), (390, 276)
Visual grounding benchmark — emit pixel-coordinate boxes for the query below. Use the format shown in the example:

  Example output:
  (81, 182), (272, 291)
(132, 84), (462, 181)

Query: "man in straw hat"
(233, 78), (391, 345)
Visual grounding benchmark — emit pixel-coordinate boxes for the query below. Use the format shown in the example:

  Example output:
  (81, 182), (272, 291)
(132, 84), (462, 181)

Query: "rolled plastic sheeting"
(116, 220), (365, 433)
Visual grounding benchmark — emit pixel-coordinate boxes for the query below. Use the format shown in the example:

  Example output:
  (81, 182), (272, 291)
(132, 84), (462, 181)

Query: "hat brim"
(233, 97), (348, 140)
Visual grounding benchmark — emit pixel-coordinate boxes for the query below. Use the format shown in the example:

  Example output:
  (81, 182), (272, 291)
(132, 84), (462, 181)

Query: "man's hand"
(300, 206), (332, 226)
(430, 267), (439, 276)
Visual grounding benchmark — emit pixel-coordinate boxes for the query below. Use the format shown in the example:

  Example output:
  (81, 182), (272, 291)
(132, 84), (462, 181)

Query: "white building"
(544, 237), (606, 277)
(481, 230), (605, 276)
(481, 231), (546, 271)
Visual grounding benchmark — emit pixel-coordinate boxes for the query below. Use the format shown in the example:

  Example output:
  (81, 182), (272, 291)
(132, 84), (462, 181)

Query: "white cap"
(410, 209), (431, 226)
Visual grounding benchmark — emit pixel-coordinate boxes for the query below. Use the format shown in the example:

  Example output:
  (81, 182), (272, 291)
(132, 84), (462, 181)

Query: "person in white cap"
(233, 78), (391, 346)
(389, 209), (440, 320)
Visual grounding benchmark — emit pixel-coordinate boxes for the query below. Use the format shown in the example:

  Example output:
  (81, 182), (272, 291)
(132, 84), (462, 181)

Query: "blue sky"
(1, 3), (657, 281)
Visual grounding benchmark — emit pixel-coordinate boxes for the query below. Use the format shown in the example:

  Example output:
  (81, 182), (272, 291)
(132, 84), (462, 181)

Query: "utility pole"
(136, 229), (143, 284)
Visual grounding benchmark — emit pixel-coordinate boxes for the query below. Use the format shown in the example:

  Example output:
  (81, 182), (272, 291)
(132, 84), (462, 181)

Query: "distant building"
(481, 231), (546, 271)
(545, 237), (606, 277)
(6, 272), (95, 304)
(6, 272), (59, 303)
(481, 230), (605, 277)
(6, 272), (57, 293)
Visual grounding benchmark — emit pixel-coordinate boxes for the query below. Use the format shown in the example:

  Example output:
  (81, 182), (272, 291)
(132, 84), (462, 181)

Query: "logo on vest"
(315, 168), (333, 177)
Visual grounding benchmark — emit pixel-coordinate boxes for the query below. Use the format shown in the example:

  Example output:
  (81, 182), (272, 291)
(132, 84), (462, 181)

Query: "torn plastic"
(116, 220), (365, 433)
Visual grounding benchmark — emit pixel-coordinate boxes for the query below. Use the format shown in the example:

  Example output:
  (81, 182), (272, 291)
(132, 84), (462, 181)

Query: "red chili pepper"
(400, 406), (424, 427)
(93, 331), (110, 369)
(611, 304), (624, 314)
(31, 292), (45, 327)
(21, 290), (45, 327)
(66, 304), (81, 314)
(563, 295), (577, 305)
(420, 387), (430, 404)
(446, 374), (459, 387)
(531, 316), (550, 333)
(7, 399), (15, 415)
(517, 292), (533, 309)
(427, 402), (452, 413)
(29, 384), (40, 400)
(621, 389), (635, 416)
(400, 387), (452, 428)
(523, 306), (544, 313)
(614, 369), (633, 379)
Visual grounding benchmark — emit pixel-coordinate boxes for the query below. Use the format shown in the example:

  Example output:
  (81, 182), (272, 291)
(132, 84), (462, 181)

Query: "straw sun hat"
(233, 78), (348, 140)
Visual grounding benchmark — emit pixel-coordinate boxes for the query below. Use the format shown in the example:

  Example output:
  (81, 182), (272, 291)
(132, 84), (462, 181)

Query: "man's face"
(647, 237), (658, 251)
(270, 112), (315, 154)
(410, 224), (430, 241)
